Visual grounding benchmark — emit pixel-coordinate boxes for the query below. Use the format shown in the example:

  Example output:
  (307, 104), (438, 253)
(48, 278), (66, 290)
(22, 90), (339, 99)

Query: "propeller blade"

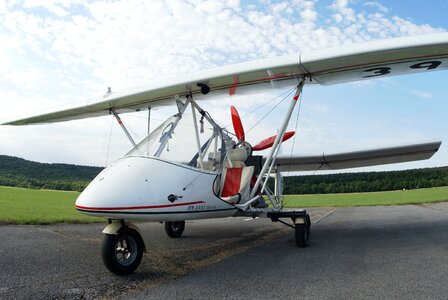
(252, 131), (295, 151)
(230, 105), (245, 142)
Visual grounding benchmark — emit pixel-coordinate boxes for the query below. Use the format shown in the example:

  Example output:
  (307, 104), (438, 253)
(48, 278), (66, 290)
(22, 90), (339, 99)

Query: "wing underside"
(270, 141), (441, 172)
(3, 33), (448, 125)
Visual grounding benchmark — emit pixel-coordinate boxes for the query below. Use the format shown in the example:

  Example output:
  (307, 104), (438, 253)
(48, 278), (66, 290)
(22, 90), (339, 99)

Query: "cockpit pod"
(75, 101), (240, 221)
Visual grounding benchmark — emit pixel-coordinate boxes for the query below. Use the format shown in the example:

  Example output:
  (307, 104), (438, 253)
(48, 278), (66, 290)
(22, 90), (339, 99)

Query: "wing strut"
(147, 106), (151, 135)
(249, 78), (305, 198)
(112, 110), (137, 147)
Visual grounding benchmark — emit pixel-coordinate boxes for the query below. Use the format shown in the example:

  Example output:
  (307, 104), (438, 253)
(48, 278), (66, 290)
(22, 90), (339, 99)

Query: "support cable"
(282, 93), (304, 208)
(222, 86), (296, 133)
(286, 93), (304, 177)
(250, 80), (305, 198)
(105, 114), (114, 167)
(246, 87), (296, 134)
(244, 86), (296, 118)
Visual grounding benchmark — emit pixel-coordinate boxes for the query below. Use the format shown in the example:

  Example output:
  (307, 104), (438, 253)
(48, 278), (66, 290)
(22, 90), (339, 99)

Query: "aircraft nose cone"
(75, 157), (156, 209)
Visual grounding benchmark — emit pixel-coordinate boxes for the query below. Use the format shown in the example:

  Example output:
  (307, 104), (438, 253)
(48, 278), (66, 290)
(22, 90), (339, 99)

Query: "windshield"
(126, 109), (226, 171)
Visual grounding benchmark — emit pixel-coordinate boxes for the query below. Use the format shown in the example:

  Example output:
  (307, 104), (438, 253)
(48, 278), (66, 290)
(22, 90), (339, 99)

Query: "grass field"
(283, 186), (448, 207)
(0, 186), (103, 225)
(0, 185), (447, 224)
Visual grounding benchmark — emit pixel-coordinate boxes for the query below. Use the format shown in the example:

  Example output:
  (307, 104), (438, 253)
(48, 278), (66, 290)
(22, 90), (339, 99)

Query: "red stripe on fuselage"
(75, 201), (205, 211)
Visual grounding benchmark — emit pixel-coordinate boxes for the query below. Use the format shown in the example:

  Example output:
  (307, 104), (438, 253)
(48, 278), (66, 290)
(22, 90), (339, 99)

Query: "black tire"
(295, 224), (308, 248)
(305, 214), (311, 241)
(102, 228), (144, 276)
(164, 221), (185, 238)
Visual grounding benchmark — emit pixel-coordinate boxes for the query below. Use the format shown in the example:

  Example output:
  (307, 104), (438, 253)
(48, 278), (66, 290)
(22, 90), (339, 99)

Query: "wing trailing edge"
(271, 141), (441, 172)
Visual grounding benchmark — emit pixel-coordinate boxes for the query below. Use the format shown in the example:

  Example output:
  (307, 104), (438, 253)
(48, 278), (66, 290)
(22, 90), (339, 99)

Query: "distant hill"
(0, 155), (447, 194)
(0, 155), (103, 191)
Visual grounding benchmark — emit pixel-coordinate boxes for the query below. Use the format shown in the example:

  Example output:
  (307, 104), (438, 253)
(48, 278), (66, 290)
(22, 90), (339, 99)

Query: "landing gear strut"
(268, 210), (311, 248)
(164, 221), (185, 238)
(102, 223), (145, 276)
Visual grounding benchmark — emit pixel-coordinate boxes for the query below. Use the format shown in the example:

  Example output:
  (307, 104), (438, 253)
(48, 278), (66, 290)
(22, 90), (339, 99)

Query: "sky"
(0, 0), (447, 174)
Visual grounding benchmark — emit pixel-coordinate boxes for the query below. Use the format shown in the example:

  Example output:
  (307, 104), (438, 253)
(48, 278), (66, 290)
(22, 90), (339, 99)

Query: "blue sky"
(380, 0), (448, 28)
(0, 0), (447, 173)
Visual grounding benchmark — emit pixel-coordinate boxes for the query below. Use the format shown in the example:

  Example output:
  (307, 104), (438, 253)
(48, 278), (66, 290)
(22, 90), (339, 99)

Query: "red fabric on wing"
(221, 168), (243, 197)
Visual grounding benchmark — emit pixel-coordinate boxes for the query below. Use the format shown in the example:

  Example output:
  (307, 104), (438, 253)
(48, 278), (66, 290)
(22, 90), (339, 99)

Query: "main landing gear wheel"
(102, 228), (144, 276)
(295, 214), (311, 248)
(164, 221), (185, 238)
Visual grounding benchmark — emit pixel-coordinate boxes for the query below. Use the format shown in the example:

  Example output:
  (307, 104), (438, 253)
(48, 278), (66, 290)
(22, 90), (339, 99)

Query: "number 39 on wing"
(363, 60), (446, 78)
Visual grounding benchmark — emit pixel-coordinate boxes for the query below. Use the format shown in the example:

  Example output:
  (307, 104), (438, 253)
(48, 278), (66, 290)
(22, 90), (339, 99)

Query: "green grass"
(283, 186), (448, 208)
(0, 186), (104, 225)
(1, 185), (448, 225)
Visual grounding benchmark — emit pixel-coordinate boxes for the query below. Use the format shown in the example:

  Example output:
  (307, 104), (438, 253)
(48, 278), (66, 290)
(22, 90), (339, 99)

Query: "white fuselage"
(75, 156), (237, 221)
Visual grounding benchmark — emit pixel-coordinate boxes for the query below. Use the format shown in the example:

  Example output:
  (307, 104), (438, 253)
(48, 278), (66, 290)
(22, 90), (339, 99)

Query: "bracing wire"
(105, 115), (114, 167)
(282, 92), (304, 208)
(222, 86), (296, 131)
(240, 86), (296, 121)
(246, 87), (296, 134)
(287, 93), (303, 177)
(121, 117), (140, 141)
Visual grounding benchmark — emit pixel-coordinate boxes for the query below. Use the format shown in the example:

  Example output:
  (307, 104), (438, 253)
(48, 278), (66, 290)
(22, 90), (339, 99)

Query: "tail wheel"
(164, 221), (185, 238)
(102, 228), (144, 276)
(295, 224), (308, 248)
(295, 215), (311, 248)
(306, 214), (311, 241)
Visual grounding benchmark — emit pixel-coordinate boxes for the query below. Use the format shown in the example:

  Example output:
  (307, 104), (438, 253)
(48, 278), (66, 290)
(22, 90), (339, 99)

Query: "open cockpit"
(124, 97), (261, 205)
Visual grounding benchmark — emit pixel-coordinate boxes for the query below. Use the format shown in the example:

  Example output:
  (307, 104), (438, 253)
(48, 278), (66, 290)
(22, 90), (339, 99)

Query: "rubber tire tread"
(164, 221), (185, 238)
(306, 214), (311, 241)
(295, 224), (308, 248)
(102, 228), (144, 276)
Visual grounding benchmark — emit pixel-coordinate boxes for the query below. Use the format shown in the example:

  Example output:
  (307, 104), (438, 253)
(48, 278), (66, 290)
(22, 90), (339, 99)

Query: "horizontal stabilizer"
(271, 141), (441, 172)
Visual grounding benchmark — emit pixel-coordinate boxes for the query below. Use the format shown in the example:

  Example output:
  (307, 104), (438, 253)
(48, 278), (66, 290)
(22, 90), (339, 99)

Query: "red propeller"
(252, 131), (295, 151)
(230, 105), (295, 152)
(230, 105), (245, 142)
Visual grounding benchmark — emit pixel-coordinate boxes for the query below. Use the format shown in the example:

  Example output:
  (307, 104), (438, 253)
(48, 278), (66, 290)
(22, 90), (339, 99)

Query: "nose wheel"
(102, 227), (144, 276)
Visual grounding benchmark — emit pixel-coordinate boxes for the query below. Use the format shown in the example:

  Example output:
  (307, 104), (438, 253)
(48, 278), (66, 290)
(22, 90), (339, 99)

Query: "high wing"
(3, 33), (448, 125)
(270, 141), (441, 172)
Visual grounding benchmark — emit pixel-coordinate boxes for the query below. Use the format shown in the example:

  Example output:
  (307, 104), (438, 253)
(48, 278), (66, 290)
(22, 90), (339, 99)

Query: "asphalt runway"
(1, 204), (448, 299)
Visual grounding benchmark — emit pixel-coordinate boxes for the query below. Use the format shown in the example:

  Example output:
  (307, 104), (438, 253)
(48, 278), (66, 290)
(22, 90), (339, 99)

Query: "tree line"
(0, 155), (103, 192)
(1, 155), (447, 193)
(283, 167), (448, 194)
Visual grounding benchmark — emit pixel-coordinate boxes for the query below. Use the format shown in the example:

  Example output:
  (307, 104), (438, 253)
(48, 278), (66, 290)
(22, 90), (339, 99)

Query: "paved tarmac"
(1, 204), (448, 299)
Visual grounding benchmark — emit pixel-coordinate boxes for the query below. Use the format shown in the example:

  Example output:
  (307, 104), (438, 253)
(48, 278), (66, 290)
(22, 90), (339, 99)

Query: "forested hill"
(0, 155), (447, 193)
(0, 155), (103, 191)
(283, 167), (448, 194)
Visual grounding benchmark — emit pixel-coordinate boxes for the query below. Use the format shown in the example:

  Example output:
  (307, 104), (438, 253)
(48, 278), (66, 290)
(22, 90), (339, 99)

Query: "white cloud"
(411, 90), (433, 99)
(333, 13), (343, 23)
(330, 0), (356, 23)
(301, 8), (317, 23)
(364, 1), (389, 13)
(0, 0), (446, 166)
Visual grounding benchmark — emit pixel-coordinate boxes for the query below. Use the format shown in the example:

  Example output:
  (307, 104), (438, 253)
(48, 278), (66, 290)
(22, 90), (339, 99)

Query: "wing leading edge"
(3, 33), (448, 125)
(271, 141), (441, 172)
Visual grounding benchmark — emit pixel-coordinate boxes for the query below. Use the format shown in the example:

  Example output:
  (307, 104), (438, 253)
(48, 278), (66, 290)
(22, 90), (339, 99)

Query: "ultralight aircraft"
(3, 33), (447, 275)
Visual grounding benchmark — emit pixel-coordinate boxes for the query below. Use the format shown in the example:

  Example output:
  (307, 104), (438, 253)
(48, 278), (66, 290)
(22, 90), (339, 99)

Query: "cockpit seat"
(219, 166), (254, 204)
